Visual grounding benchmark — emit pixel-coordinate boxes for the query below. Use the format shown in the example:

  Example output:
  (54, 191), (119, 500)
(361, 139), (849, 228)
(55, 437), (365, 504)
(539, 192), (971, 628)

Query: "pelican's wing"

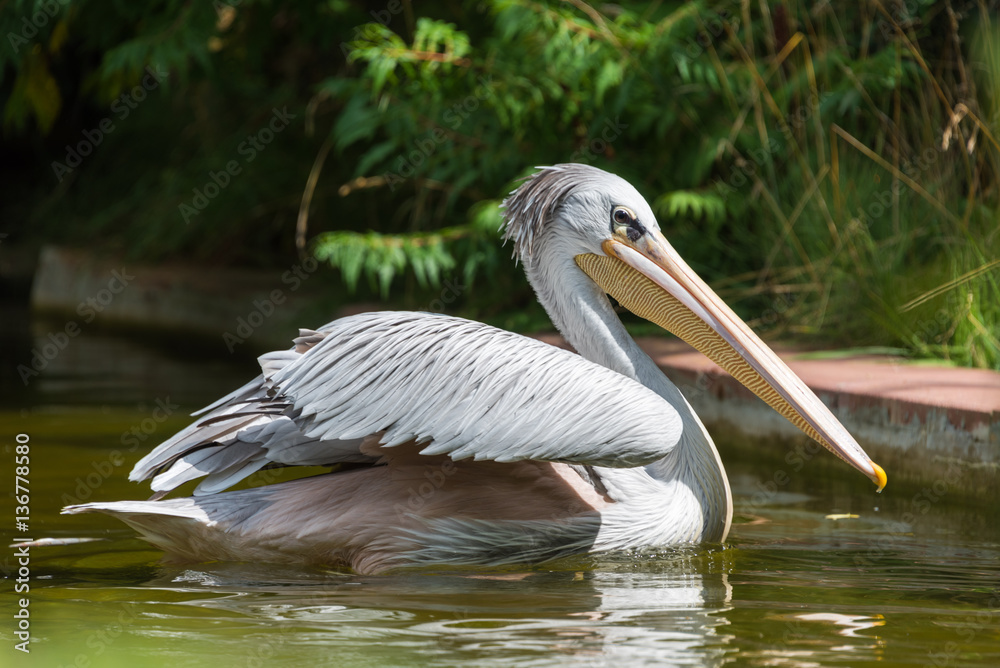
(130, 311), (682, 495)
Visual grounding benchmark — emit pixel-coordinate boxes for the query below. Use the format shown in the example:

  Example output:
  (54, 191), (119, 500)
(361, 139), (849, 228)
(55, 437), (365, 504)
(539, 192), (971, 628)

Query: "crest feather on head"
(500, 164), (612, 260)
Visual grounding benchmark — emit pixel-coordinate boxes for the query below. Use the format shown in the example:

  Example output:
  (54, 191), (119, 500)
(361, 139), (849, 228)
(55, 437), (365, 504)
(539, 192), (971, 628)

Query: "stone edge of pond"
(25, 245), (352, 356)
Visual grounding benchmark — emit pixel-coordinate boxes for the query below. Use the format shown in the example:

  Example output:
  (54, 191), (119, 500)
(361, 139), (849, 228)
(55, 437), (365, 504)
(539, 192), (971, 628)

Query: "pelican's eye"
(612, 206), (634, 226)
(611, 206), (644, 242)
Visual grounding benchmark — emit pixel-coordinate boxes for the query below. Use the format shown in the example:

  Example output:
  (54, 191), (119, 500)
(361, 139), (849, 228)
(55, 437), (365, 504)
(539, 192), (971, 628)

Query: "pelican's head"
(502, 164), (886, 491)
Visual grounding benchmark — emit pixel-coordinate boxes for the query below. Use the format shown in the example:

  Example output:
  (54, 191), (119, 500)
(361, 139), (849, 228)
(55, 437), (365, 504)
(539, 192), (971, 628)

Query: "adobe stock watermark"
(60, 397), (179, 506)
(756, 291), (798, 330)
(852, 465), (963, 571)
(924, 592), (1000, 668)
(738, 427), (885, 518)
(426, 276), (466, 313)
(712, 136), (781, 201)
(16, 268), (134, 386)
(51, 66), (168, 183)
(53, 600), (143, 668)
(179, 106), (297, 223)
(382, 77), (496, 191)
(6, 0), (70, 54)
(568, 116), (629, 164)
(713, 92), (834, 202)
(875, 0), (924, 39)
(222, 255), (318, 352)
(680, 9), (739, 60)
(854, 141), (946, 229)
(338, 0), (407, 59)
(393, 459), (460, 519)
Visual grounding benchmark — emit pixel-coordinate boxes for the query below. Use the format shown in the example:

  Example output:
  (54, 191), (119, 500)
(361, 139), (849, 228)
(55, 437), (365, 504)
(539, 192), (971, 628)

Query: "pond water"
(2, 320), (998, 667)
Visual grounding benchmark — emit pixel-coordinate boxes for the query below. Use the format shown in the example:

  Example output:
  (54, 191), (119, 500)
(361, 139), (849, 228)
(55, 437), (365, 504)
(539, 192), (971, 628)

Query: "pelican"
(65, 164), (886, 574)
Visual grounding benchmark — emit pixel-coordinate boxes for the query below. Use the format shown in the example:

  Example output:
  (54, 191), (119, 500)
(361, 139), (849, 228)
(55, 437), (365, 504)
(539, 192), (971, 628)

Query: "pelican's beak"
(575, 231), (887, 491)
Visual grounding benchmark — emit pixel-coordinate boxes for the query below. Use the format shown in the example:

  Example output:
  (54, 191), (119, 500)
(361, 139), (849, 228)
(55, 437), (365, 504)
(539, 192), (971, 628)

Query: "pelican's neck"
(524, 254), (685, 406)
(523, 253), (733, 541)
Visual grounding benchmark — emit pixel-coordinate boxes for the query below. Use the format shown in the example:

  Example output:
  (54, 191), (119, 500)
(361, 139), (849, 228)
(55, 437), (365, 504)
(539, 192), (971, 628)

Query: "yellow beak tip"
(871, 462), (887, 493)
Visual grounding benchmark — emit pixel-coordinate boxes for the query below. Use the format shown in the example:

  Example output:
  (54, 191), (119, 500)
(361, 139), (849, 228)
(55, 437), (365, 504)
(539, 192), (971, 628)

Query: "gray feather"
(502, 164), (619, 260)
(129, 311), (682, 495)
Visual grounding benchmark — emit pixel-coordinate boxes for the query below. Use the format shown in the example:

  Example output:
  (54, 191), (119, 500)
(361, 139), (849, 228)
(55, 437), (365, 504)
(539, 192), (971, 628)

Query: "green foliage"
(655, 190), (727, 225)
(3, 0), (1000, 368)
(313, 200), (501, 298)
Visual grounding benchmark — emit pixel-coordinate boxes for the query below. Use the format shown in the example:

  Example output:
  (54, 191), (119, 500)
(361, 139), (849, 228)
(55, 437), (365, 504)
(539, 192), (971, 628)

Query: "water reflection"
(138, 554), (735, 666)
(26, 527), (1000, 668)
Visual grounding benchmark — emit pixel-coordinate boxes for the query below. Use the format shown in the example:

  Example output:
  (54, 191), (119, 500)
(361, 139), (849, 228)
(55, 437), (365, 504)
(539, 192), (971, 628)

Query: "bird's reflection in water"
(145, 547), (735, 665)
